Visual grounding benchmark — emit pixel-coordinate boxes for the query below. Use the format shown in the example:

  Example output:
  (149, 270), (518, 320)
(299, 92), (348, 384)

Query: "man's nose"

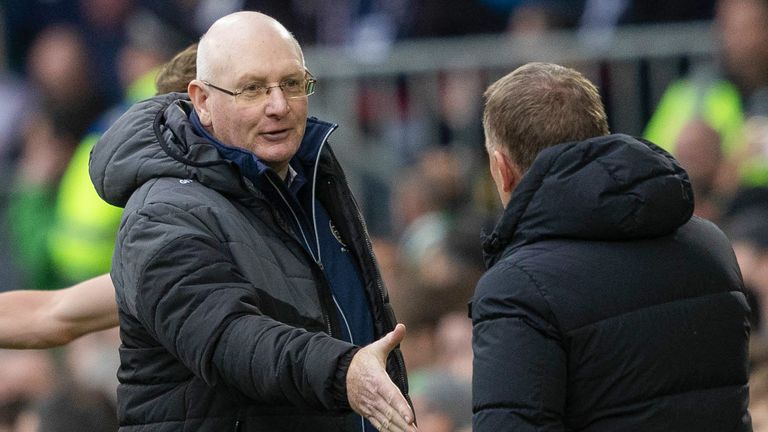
(264, 86), (289, 115)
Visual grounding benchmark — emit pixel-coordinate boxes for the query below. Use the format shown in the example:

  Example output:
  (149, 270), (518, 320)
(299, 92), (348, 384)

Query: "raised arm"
(0, 274), (118, 349)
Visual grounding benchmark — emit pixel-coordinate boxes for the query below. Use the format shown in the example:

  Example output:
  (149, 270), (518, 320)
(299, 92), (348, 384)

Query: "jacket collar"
(189, 110), (338, 191)
(482, 134), (693, 268)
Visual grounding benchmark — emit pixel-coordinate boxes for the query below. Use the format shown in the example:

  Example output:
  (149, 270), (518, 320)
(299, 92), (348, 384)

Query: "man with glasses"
(89, 12), (415, 432)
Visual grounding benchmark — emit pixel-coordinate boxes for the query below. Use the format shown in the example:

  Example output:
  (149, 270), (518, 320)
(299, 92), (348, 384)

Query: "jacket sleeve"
(116, 201), (357, 411)
(471, 261), (567, 432)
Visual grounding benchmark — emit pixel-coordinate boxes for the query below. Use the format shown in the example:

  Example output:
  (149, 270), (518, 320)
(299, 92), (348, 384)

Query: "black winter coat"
(471, 134), (751, 431)
(89, 93), (408, 431)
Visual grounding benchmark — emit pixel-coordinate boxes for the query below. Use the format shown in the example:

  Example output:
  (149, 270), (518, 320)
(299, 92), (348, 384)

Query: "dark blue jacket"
(471, 134), (751, 431)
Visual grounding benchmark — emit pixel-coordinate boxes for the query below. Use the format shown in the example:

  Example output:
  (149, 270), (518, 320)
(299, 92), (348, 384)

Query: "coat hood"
(483, 134), (694, 267)
(89, 92), (337, 208)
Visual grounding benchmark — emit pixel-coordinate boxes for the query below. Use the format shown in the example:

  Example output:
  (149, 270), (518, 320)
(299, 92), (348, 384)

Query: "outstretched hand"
(346, 323), (417, 432)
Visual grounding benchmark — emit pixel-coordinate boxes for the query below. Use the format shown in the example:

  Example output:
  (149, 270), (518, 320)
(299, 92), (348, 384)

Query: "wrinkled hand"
(347, 323), (417, 432)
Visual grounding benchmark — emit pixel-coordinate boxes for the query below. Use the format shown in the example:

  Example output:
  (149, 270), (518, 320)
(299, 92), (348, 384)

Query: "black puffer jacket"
(90, 93), (408, 431)
(471, 134), (751, 431)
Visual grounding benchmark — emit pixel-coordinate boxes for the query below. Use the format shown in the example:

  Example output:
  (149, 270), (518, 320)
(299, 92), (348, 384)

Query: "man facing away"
(471, 62), (751, 431)
(89, 11), (415, 432)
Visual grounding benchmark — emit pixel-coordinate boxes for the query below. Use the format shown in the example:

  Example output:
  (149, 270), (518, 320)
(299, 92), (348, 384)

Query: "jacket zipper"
(263, 173), (334, 337)
(332, 173), (409, 393)
(265, 174), (320, 263)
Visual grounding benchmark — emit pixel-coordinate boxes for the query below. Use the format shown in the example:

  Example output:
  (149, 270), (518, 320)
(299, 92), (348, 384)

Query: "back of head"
(155, 43), (198, 94)
(483, 62), (609, 172)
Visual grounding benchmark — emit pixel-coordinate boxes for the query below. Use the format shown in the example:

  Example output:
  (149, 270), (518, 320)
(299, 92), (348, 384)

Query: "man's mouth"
(261, 129), (290, 141)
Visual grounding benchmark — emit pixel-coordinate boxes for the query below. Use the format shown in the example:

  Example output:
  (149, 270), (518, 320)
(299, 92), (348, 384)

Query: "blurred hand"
(346, 323), (417, 432)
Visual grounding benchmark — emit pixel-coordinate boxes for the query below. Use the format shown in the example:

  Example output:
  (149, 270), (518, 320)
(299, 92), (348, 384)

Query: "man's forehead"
(233, 60), (305, 82)
(207, 14), (297, 51)
(205, 38), (303, 80)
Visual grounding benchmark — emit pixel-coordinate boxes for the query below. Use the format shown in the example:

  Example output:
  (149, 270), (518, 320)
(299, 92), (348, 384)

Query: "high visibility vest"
(645, 78), (744, 155)
(47, 69), (158, 283)
(644, 76), (768, 186)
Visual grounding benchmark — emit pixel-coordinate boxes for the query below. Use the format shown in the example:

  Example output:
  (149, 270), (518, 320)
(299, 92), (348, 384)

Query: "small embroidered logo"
(179, 179), (193, 184)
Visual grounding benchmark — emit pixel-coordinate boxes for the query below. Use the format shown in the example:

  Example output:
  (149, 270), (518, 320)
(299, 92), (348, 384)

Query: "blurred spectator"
(726, 208), (768, 332)
(5, 13), (187, 290)
(0, 350), (57, 429)
(433, 312), (474, 381)
(0, 398), (26, 432)
(1, 1), (189, 105)
(3, 24), (109, 288)
(0, 75), (32, 183)
(579, 0), (717, 48)
(0, 75), (32, 292)
(390, 208), (487, 377)
(25, 25), (105, 145)
(13, 384), (118, 432)
(437, 70), (485, 151)
(64, 328), (121, 403)
(1, 0), (81, 73)
(672, 118), (731, 223)
(750, 354), (768, 432)
(504, 0), (584, 36)
(0, 350), (56, 403)
(45, 19), (185, 287)
(6, 109), (79, 289)
(77, 0), (137, 103)
(410, 370), (472, 432)
(645, 0), (768, 187)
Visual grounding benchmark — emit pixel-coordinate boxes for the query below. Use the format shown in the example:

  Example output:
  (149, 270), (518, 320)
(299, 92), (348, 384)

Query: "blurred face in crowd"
(717, 0), (768, 90)
(189, 12), (308, 177)
(27, 25), (91, 103)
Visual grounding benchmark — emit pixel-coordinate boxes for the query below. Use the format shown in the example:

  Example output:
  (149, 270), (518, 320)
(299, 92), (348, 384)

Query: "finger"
(371, 323), (406, 357)
(368, 416), (383, 431)
(368, 391), (412, 431)
(377, 383), (414, 426)
(370, 403), (409, 432)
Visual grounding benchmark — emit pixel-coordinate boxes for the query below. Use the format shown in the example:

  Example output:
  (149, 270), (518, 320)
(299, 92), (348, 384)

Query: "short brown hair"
(483, 62), (609, 172)
(155, 43), (198, 94)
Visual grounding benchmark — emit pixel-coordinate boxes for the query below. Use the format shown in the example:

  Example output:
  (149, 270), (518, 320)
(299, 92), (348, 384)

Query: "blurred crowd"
(2, 0), (768, 431)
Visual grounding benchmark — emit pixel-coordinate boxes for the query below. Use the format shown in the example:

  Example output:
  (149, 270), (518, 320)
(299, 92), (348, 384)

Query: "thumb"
(370, 323), (406, 358)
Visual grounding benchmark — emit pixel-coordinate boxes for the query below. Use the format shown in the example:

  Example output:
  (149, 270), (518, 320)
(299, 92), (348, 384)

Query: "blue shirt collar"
(189, 110), (337, 194)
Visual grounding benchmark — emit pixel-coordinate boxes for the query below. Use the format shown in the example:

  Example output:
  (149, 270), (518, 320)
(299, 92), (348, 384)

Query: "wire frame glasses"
(202, 70), (317, 103)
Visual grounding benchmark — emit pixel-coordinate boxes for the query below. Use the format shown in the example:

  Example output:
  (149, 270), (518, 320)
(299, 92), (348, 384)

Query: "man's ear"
(187, 80), (212, 126)
(492, 149), (522, 193)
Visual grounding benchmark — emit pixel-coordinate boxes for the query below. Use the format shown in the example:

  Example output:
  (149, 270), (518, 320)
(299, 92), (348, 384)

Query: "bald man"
(89, 12), (415, 432)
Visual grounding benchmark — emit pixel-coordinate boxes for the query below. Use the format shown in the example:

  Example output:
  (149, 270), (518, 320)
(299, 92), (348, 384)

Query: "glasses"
(202, 70), (317, 103)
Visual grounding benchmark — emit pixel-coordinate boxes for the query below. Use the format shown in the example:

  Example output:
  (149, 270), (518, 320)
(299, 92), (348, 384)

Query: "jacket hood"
(89, 92), (337, 207)
(483, 134), (694, 267)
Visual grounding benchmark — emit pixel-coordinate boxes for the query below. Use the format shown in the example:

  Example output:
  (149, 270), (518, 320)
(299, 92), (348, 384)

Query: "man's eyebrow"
(236, 70), (304, 84)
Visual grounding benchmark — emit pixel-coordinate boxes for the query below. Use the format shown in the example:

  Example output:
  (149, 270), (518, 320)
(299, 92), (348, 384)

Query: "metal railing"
(302, 21), (718, 231)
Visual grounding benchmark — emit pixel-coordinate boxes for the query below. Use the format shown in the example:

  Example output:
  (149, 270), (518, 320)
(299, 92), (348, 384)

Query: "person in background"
(89, 11), (413, 431)
(671, 118), (729, 223)
(13, 384), (118, 432)
(472, 62), (750, 431)
(46, 40), (192, 287)
(645, 0), (768, 188)
(726, 208), (768, 334)
(6, 25), (106, 290)
(0, 45), (197, 350)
